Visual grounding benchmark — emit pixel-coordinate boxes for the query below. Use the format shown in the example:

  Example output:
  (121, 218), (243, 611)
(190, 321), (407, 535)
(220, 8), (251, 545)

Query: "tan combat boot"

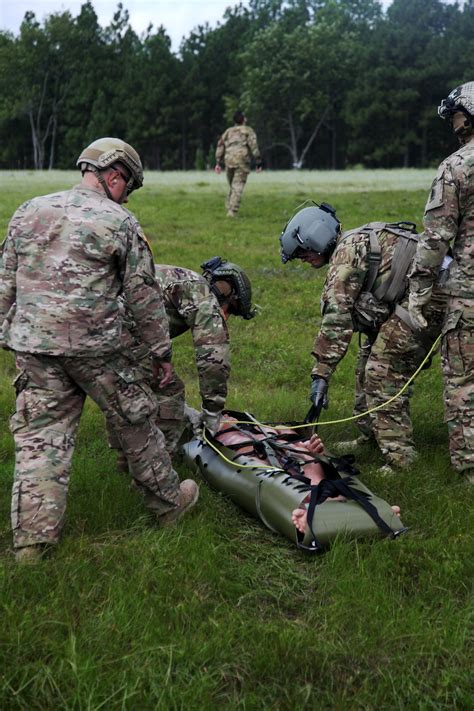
(116, 451), (129, 474)
(158, 479), (200, 527)
(14, 544), (45, 564)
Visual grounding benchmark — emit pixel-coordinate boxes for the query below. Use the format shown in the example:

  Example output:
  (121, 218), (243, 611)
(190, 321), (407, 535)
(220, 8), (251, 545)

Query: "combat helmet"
(280, 203), (341, 264)
(76, 137), (144, 194)
(438, 81), (474, 140)
(201, 256), (256, 320)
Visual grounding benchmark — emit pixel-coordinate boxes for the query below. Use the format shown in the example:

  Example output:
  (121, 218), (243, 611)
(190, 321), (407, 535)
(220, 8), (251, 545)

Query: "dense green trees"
(0, 0), (472, 169)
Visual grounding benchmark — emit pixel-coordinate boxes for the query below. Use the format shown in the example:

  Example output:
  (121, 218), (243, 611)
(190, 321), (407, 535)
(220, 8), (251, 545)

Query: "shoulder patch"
(425, 166), (445, 213)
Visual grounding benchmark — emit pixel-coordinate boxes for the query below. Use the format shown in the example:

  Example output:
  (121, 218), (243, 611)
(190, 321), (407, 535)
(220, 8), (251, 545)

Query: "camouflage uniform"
(312, 224), (447, 468)
(409, 135), (474, 473)
(115, 265), (230, 454)
(0, 184), (181, 550)
(215, 124), (261, 215)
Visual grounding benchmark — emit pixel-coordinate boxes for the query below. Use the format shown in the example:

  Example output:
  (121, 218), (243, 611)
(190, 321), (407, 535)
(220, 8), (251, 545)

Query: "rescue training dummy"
(182, 411), (406, 553)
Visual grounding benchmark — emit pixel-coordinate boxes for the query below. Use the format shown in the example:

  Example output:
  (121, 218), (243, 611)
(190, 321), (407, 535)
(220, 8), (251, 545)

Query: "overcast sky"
(0, 0), (403, 52)
(0, 1), (250, 50)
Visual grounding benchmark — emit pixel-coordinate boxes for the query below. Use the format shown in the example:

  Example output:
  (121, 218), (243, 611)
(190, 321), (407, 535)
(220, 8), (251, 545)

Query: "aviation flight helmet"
(201, 256), (256, 319)
(76, 137), (144, 196)
(438, 81), (474, 140)
(280, 202), (341, 265)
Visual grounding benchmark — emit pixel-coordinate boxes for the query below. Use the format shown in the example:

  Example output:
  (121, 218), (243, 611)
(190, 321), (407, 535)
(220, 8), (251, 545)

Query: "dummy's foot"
(226, 210), (237, 218)
(14, 544), (47, 565)
(291, 507), (307, 534)
(292, 504), (401, 534)
(158, 479), (200, 527)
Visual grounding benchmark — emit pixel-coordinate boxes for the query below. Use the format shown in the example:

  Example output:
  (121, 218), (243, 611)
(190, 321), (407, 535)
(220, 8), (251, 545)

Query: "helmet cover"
(76, 137), (144, 192)
(280, 203), (341, 264)
(438, 81), (474, 120)
(201, 256), (256, 319)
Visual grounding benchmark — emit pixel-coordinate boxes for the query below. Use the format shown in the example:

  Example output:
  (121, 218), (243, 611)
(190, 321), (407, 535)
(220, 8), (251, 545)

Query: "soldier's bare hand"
(214, 165), (222, 175)
(152, 359), (173, 388)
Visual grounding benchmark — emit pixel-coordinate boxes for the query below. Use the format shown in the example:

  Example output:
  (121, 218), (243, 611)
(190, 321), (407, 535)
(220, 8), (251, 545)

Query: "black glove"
(310, 376), (329, 411)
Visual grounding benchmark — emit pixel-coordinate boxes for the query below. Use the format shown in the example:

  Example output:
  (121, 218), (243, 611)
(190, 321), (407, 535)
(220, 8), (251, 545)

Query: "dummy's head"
(280, 203), (341, 268)
(201, 256), (256, 320)
(76, 137), (144, 203)
(438, 81), (474, 144)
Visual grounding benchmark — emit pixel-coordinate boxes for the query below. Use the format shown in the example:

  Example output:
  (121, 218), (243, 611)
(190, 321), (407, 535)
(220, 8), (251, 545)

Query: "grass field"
(0, 171), (472, 709)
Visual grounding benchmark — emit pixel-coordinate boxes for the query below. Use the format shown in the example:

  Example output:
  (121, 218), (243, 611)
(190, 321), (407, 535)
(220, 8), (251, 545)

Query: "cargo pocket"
(114, 366), (157, 424)
(10, 372), (30, 434)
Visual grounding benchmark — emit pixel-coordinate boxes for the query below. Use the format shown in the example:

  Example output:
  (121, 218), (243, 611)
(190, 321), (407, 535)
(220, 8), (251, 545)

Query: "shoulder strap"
(373, 226), (419, 303)
(339, 223), (384, 294)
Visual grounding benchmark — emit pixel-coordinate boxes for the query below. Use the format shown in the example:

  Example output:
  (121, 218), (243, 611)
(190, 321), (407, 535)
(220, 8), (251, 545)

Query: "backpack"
(343, 221), (418, 334)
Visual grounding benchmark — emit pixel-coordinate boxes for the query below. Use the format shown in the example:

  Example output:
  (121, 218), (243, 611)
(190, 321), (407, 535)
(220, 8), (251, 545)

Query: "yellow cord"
(216, 334), (442, 432)
(201, 334), (441, 470)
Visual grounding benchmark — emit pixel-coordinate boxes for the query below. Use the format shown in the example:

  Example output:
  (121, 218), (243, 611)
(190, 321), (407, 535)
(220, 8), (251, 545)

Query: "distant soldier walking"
(408, 82), (474, 482)
(0, 137), (199, 563)
(215, 110), (262, 217)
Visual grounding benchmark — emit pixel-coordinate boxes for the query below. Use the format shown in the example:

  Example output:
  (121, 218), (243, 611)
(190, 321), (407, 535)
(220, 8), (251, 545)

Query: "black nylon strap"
(305, 476), (397, 550)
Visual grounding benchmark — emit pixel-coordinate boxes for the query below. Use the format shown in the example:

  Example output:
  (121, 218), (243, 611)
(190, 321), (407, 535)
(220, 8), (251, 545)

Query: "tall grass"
(0, 171), (472, 709)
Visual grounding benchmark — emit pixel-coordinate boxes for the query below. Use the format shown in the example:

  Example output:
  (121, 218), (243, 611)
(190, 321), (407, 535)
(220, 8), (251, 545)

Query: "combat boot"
(377, 452), (418, 476)
(158, 479), (199, 527)
(331, 434), (374, 454)
(116, 452), (129, 474)
(463, 470), (474, 485)
(14, 544), (45, 564)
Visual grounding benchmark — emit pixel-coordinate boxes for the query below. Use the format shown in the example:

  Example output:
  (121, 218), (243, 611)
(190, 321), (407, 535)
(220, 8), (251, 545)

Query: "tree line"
(0, 0), (472, 171)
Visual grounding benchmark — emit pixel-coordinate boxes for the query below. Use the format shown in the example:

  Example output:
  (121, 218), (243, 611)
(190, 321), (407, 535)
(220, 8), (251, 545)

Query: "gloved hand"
(408, 290), (430, 330)
(200, 408), (222, 436)
(310, 376), (329, 411)
(183, 404), (202, 434)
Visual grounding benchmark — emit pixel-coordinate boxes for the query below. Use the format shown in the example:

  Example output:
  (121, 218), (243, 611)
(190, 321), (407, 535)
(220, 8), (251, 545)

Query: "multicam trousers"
(441, 297), (474, 473)
(225, 166), (249, 215)
(107, 354), (187, 457)
(353, 301), (445, 468)
(10, 352), (181, 549)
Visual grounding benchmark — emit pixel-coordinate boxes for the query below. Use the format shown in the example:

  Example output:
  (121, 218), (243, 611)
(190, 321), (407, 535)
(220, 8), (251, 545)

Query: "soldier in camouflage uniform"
(111, 257), (256, 466)
(280, 203), (447, 471)
(408, 82), (474, 482)
(0, 138), (199, 563)
(215, 110), (262, 217)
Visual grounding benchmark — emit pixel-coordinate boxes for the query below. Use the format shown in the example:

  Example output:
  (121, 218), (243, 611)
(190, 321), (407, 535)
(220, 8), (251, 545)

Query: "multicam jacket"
(409, 135), (474, 299)
(126, 265), (230, 414)
(311, 222), (447, 381)
(0, 184), (171, 360)
(215, 124), (261, 170)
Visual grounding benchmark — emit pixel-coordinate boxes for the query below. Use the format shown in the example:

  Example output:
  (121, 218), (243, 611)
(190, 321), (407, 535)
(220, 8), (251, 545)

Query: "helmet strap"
(452, 112), (474, 144)
(92, 167), (115, 201)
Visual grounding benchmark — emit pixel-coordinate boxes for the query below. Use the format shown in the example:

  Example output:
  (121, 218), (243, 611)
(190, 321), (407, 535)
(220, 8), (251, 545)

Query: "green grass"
(0, 171), (472, 709)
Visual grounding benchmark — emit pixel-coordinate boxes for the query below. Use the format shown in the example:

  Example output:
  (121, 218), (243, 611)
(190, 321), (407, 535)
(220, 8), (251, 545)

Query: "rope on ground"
(200, 334), (441, 469)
